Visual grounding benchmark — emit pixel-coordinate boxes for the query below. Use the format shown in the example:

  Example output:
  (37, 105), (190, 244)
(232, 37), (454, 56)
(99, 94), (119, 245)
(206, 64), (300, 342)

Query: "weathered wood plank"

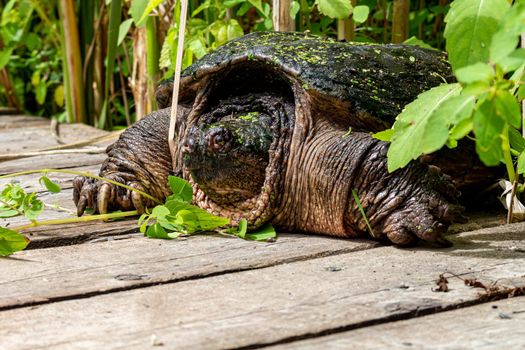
(0, 233), (377, 310)
(269, 297), (525, 350)
(0, 164), (101, 193)
(0, 226), (523, 349)
(0, 123), (108, 154)
(0, 115), (49, 129)
(24, 220), (140, 249)
(0, 152), (106, 174)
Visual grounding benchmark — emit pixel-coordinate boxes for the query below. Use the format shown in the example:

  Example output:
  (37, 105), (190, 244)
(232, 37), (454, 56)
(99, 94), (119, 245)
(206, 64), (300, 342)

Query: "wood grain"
(268, 297), (525, 350)
(0, 123), (107, 154)
(0, 228), (523, 349)
(0, 233), (377, 310)
(0, 152), (106, 174)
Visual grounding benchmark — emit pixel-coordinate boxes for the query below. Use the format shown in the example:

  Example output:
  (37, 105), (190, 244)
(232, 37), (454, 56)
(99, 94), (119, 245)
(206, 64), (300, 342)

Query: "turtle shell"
(156, 31), (453, 127)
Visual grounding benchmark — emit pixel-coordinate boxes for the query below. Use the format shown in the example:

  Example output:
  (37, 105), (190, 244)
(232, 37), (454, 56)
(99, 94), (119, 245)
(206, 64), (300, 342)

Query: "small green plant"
(0, 171), (276, 256)
(138, 175), (276, 241)
(351, 189), (375, 238)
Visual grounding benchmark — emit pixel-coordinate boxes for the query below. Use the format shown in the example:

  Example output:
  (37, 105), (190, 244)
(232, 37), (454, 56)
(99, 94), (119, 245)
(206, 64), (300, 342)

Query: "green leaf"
(226, 19), (244, 41)
(473, 99), (505, 166)
(0, 227), (29, 256)
(151, 205), (170, 219)
(39, 176), (61, 193)
(54, 85), (65, 107)
(130, 0), (148, 25)
(146, 223), (171, 239)
(245, 223), (276, 241)
(461, 80), (490, 96)
(187, 38), (207, 59)
(0, 48), (13, 70)
(372, 129), (393, 142)
(403, 36), (434, 50)
(519, 81), (525, 101)
(118, 18), (134, 46)
(387, 84), (462, 172)
(518, 151), (525, 174)
(224, 0), (245, 8)
(237, 2), (252, 16)
(494, 90), (521, 129)
(0, 209), (19, 218)
(227, 218), (248, 239)
(430, 93), (476, 145)
(167, 176), (193, 203)
(248, 0), (264, 14)
(444, 0), (509, 71)
(35, 80), (47, 105)
(489, 3), (525, 65)
(315, 0), (352, 19)
(138, 213), (151, 234)
(439, 94), (476, 125)
(416, 92), (476, 145)
(449, 118), (474, 141)
(455, 62), (494, 84)
(24, 32), (40, 51)
(136, 0), (163, 26)
(192, 1), (211, 17)
(165, 200), (230, 233)
(509, 127), (525, 153)
(352, 5), (369, 23)
(290, 1), (301, 19)
(22, 193), (43, 221)
(1, 183), (26, 208)
(498, 48), (525, 73)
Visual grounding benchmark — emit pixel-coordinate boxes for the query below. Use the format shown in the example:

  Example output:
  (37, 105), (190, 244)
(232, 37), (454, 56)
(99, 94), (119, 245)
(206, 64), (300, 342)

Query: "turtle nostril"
(182, 137), (196, 154)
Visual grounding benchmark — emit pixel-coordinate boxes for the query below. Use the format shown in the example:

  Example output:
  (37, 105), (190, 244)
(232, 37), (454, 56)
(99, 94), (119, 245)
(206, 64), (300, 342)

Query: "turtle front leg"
(73, 109), (173, 215)
(347, 137), (466, 246)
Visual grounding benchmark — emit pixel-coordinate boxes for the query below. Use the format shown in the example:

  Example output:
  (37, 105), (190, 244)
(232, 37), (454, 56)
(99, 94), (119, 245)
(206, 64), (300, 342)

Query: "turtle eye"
(207, 128), (233, 152)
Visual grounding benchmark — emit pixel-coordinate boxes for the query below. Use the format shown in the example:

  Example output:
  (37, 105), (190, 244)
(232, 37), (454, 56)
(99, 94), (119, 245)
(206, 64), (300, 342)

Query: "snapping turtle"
(74, 32), (475, 246)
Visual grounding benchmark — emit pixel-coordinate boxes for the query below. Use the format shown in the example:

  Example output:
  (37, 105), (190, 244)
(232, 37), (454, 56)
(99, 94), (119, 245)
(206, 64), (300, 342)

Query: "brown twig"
(0, 147), (106, 162)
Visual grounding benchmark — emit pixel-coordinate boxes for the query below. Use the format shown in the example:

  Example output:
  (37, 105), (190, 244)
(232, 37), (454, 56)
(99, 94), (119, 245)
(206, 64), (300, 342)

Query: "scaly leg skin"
(348, 138), (467, 247)
(73, 109), (173, 216)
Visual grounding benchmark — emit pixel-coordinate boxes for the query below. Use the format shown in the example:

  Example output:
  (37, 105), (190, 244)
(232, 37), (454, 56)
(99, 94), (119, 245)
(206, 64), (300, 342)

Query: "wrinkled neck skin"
(272, 92), (381, 236)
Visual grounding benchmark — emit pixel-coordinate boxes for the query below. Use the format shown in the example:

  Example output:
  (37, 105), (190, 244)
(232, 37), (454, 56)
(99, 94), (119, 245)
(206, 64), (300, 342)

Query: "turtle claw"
(73, 175), (148, 216)
(380, 166), (466, 246)
(97, 183), (112, 214)
(76, 195), (88, 217)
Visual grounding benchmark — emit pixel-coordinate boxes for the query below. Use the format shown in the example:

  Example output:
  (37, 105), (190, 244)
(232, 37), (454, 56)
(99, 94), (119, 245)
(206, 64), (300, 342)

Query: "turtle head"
(182, 112), (273, 206)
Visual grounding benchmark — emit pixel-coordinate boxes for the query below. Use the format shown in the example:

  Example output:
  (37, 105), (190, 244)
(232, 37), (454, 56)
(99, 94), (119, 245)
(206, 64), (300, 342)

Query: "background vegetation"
(0, 0), (450, 128)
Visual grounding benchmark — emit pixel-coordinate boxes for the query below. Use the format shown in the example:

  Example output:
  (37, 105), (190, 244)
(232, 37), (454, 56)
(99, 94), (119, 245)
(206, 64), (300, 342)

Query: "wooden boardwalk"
(1, 115), (524, 350)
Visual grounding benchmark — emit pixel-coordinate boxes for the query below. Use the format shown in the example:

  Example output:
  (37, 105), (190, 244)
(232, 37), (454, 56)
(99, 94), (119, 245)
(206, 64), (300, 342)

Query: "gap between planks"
(262, 297), (525, 350)
(0, 209), (513, 311)
(0, 234), (379, 311)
